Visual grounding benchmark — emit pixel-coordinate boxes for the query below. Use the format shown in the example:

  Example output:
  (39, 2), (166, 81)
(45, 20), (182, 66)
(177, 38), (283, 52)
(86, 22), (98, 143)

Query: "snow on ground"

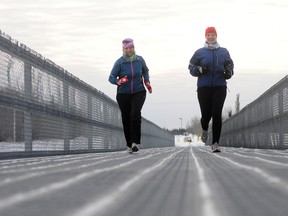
(0, 134), (204, 153)
(174, 134), (205, 147)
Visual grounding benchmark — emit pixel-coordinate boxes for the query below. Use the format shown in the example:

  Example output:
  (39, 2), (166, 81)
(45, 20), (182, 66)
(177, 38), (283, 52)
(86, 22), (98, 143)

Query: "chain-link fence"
(219, 75), (288, 149)
(0, 30), (174, 156)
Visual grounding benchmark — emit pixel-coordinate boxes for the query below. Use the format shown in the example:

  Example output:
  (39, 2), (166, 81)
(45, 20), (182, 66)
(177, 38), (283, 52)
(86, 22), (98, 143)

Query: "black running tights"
(116, 90), (146, 148)
(197, 86), (227, 144)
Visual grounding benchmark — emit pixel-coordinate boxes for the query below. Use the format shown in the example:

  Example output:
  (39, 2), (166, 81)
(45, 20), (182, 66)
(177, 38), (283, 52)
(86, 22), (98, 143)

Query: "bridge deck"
(0, 146), (288, 216)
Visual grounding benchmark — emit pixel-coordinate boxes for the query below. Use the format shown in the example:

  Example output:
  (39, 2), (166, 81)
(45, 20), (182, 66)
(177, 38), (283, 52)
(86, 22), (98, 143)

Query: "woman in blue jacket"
(109, 38), (152, 154)
(188, 27), (234, 152)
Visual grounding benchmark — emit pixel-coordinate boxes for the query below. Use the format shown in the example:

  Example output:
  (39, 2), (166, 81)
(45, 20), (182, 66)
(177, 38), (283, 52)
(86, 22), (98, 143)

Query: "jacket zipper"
(130, 61), (134, 94)
(211, 50), (215, 87)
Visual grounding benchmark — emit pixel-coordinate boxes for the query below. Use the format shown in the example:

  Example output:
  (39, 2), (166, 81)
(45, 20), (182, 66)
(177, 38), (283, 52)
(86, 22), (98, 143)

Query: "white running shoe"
(127, 147), (132, 154)
(201, 130), (208, 143)
(211, 143), (221, 153)
(131, 143), (139, 152)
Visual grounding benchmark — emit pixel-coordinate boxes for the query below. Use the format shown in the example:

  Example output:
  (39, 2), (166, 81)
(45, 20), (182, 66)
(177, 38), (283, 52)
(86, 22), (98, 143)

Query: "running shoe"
(201, 130), (208, 143)
(131, 143), (139, 152)
(127, 147), (132, 154)
(211, 143), (221, 153)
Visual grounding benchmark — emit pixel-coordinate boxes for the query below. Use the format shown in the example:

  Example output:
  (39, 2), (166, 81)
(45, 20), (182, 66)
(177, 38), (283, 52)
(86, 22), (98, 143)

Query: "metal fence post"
(24, 62), (32, 151)
(88, 93), (92, 150)
(63, 81), (70, 151)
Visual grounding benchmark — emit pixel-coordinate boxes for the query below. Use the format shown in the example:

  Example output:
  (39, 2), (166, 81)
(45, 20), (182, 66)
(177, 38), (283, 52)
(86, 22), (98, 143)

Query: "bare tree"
(186, 116), (202, 136)
(223, 106), (233, 121)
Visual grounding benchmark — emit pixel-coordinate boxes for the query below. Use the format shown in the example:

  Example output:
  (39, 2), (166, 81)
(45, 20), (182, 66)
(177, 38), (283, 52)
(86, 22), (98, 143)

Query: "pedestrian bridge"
(1, 30), (288, 216)
(1, 146), (288, 216)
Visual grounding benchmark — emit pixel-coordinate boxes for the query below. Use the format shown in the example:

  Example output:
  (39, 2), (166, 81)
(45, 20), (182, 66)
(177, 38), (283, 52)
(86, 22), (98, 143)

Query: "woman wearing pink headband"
(109, 38), (152, 154)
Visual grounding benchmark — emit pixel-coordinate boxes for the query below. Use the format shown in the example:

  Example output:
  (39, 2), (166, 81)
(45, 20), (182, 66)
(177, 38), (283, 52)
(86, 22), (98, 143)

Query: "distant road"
(0, 146), (288, 216)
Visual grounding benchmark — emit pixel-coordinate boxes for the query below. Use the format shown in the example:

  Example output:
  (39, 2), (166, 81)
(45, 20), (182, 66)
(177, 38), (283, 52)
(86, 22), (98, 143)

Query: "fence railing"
(0, 30), (174, 156)
(218, 75), (288, 149)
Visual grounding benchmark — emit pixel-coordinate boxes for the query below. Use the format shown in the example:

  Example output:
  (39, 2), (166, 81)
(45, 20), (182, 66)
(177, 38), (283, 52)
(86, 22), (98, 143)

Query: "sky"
(1, 0), (288, 129)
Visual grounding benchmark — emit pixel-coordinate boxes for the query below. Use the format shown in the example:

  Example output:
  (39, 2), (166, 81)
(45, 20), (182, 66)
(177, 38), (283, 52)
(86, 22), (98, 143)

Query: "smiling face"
(205, 33), (217, 44)
(123, 46), (135, 56)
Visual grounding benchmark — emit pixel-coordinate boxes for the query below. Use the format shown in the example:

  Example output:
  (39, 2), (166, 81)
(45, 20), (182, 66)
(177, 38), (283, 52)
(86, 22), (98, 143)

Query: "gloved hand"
(197, 65), (208, 74)
(144, 81), (152, 94)
(224, 60), (234, 80)
(117, 76), (128, 85)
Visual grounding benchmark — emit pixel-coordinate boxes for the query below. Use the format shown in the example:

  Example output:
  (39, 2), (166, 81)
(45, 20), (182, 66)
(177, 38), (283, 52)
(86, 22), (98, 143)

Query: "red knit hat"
(205, 27), (217, 36)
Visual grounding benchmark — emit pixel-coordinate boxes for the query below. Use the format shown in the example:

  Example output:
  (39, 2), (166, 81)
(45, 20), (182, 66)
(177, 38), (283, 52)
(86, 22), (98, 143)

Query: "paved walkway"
(1, 146), (288, 216)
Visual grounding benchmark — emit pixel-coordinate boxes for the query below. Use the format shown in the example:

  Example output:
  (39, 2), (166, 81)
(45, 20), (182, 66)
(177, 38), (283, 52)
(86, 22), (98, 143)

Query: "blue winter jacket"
(109, 54), (150, 94)
(188, 47), (233, 88)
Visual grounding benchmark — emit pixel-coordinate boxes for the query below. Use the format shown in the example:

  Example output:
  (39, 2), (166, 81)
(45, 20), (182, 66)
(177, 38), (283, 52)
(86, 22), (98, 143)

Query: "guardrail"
(0, 30), (174, 157)
(218, 75), (288, 149)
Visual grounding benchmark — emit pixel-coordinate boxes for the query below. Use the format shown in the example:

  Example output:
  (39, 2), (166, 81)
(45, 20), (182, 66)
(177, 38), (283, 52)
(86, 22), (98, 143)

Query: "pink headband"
(122, 38), (134, 49)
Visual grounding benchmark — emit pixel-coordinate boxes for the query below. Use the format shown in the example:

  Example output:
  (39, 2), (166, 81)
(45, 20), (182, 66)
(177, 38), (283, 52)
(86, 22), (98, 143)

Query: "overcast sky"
(1, 0), (287, 129)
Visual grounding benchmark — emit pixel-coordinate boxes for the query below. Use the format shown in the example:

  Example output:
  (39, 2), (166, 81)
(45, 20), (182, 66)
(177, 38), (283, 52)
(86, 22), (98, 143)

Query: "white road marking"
(190, 147), (219, 216)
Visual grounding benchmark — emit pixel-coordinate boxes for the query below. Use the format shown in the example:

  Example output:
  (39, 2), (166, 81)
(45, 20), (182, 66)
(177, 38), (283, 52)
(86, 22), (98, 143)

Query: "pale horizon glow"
(1, 0), (288, 129)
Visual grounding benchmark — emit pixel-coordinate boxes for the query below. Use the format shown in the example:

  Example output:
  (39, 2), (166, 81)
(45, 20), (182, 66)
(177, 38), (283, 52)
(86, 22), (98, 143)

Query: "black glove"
(197, 65), (208, 75)
(224, 60), (234, 80)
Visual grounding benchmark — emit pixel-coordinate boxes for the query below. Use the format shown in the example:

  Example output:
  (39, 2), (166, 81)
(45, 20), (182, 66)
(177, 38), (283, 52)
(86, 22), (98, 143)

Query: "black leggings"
(197, 86), (227, 144)
(116, 90), (146, 147)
